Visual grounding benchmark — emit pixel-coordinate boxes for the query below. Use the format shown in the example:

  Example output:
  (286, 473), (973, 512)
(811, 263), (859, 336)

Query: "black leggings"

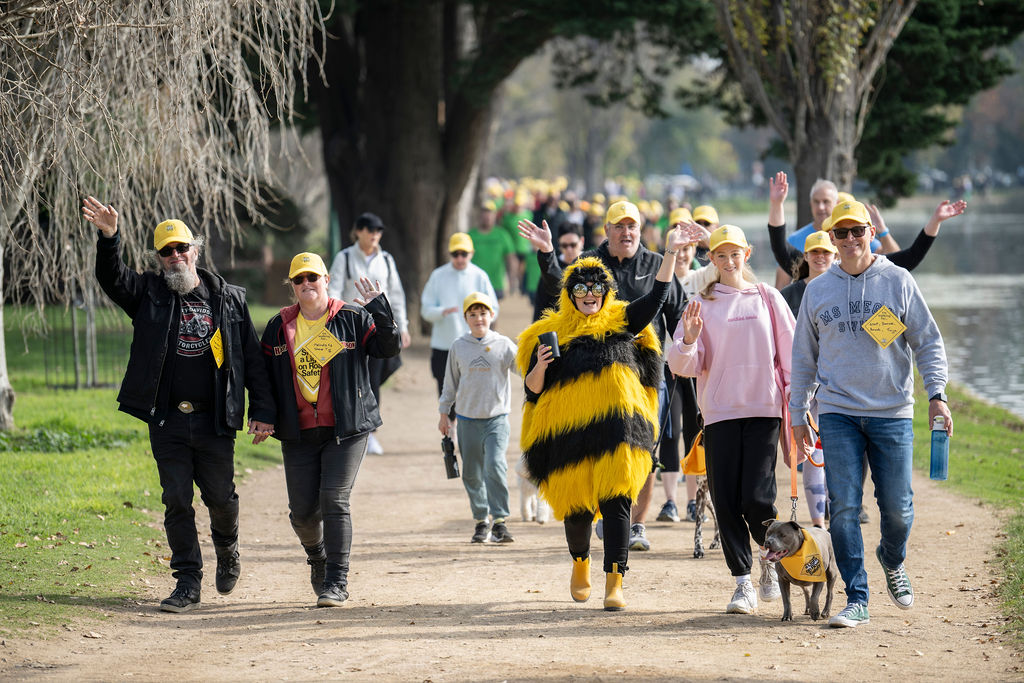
(563, 496), (632, 573)
(703, 417), (779, 577)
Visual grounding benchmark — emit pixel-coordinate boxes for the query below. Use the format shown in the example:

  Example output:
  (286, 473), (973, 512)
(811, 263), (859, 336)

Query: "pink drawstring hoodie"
(667, 282), (795, 426)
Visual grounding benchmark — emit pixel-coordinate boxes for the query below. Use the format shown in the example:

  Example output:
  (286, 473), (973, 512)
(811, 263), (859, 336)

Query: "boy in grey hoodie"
(789, 200), (953, 629)
(439, 292), (519, 544)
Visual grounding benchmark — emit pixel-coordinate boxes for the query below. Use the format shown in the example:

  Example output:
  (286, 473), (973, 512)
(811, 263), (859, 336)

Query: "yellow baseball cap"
(154, 219), (195, 251)
(288, 252), (328, 279)
(588, 203), (605, 217)
(449, 232), (474, 253)
(669, 207), (693, 226)
(708, 224), (749, 252)
(804, 230), (838, 253)
(463, 291), (495, 315)
(836, 191), (855, 204)
(828, 200), (873, 228)
(692, 205), (719, 225)
(605, 200), (642, 226)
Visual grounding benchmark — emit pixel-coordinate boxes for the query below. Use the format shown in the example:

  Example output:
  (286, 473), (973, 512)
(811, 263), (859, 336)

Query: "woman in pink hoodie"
(667, 225), (796, 616)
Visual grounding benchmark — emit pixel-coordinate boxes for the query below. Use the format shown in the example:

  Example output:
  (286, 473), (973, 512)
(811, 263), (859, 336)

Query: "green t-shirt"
(523, 248), (541, 294)
(468, 227), (515, 293)
(500, 210), (534, 256)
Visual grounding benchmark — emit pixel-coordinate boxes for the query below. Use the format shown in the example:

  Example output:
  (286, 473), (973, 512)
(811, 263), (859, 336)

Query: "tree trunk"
(0, 240), (15, 431)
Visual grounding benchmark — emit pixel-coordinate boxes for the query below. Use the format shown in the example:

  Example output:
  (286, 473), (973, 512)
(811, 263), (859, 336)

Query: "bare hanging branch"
(0, 0), (323, 307)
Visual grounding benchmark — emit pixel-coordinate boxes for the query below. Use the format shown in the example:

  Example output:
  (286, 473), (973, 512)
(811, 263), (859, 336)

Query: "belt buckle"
(177, 401), (195, 414)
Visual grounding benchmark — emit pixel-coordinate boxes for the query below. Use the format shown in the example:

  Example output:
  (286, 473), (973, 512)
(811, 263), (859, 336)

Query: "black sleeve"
(626, 279), (670, 335)
(768, 223), (800, 275)
(886, 231), (935, 271)
(94, 231), (146, 318)
(361, 294), (402, 359)
(537, 249), (563, 297)
(240, 303), (276, 424)
(659, 276), (686, 344)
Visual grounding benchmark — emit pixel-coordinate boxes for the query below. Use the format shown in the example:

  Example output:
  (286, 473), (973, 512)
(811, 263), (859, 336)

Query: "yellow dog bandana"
(778, 529), (827, 582)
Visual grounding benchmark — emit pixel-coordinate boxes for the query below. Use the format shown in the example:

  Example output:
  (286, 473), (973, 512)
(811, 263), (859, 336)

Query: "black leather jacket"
(94, 232), (275, 434)
(261, 296), (401, 442)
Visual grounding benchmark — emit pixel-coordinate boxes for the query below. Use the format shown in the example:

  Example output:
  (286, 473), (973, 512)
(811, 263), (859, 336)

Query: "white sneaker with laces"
(366, 433), (383, 455)
(726, 581), (758, 614)
(758, 556), (781, 602)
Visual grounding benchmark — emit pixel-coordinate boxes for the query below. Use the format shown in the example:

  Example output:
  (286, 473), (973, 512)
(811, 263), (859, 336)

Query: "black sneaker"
(308, 556), (326, 596)
(471, 521), (490, 543)
(160, 583), (201, 613)
(489, 521), (515, 544)
(317, 582), (349, 607)
(215, 552), (241, 595)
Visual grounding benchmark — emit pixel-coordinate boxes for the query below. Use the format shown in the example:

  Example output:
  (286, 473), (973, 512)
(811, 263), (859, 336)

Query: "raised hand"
(680, 300), (703, 344)
(769, 171), (788, 205)
(517, 218), (554, 253)
(678, 221), (709, 247)
(665, 225), (689, 253)
(867, 204), (889, 235)
(353, 276), (383, 305)
(81, 196), (118, 237)
(934, 199), (967, 223)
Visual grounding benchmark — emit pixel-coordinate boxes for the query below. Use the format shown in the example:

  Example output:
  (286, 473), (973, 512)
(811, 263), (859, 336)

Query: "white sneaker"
(726, 581), (758, 614)
(366, 433), (383, 455)
(759, 557), (781, 602)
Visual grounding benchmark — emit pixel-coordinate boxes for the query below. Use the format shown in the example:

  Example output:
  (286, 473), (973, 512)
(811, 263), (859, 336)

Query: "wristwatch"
(929, 391), (947, 403)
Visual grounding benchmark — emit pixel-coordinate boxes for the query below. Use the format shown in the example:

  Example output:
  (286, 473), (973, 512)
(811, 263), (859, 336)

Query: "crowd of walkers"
(82, 173), (964, 627)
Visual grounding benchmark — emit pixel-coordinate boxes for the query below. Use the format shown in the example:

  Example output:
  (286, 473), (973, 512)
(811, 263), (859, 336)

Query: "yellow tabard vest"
(778, 529), (827, 582)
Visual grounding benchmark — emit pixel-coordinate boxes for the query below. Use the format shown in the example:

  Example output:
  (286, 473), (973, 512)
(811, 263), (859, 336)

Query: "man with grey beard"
(83, 196), (275, 614)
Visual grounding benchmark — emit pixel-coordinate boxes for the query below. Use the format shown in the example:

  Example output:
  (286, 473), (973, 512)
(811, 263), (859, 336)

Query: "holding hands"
(82, 196), (118, 237)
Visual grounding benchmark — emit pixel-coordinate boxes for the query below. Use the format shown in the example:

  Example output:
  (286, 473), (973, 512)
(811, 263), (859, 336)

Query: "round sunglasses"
(571, 282), (606, 298)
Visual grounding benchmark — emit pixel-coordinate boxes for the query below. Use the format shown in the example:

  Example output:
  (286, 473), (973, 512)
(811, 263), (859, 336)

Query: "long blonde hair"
(700, 257), (758, 299)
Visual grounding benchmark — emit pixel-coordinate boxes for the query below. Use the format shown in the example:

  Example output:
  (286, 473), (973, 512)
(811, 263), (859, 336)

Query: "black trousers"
(563, 496), (632, 573)
(282, 428), (367, 584)
(659, 373), (701, 473)
(148, 411), (238, 588)
(431, 348), (456, 419)
(703, 417), (779, 577)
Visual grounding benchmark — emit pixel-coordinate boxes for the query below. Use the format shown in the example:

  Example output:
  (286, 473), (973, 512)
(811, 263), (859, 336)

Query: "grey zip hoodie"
(439, 330), (519, 419)
(789, 255), (947, 423)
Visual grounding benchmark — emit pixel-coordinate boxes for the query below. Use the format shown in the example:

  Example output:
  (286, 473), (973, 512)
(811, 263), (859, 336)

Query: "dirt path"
(2, 295), (1021, 681)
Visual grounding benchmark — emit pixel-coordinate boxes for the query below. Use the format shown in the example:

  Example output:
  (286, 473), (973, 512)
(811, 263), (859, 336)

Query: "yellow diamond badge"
(305, 327), (345, 366)
(863, 305), (906, 349)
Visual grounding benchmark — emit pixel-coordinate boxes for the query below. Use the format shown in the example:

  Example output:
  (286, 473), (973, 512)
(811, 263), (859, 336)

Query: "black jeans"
(563, 496), (632, 573)
(282, 428), (367, 584)
(148, 411), (238, 588)
(703, 417), (779, 577)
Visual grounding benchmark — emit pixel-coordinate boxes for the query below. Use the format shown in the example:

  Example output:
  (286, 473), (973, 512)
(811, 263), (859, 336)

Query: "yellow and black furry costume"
(515, 257), (663, 520)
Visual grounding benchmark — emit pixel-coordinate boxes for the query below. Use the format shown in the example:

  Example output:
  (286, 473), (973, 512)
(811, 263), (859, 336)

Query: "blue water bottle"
(930, 416), (949, 481)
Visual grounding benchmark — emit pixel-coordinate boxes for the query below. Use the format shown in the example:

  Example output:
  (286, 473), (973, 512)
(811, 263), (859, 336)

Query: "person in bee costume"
(517, 226), (689, 611)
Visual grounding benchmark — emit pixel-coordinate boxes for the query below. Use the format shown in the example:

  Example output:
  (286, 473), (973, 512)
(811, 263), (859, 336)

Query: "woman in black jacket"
(260, 252), (401, 607)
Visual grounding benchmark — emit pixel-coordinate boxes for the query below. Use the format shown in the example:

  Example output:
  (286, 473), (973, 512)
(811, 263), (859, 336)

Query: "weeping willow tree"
(0, 1), (323, 429)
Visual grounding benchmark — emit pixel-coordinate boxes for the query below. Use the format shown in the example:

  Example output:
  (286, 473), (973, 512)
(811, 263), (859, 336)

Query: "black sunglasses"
(832, 225), (868, 240)
(572, 282), (606, 298)
(157, 243), (191, 257)
(450, 250), (470, 258)
(558, 240), (581, 249)
(291, 273), (321, 285)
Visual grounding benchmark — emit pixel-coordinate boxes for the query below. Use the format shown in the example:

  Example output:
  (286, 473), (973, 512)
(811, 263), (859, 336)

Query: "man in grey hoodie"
(789, 200), (953, 629)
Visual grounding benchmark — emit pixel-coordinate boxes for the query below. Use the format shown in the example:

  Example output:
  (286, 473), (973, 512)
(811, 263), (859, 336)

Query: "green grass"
(0, 372), (281, 637)
(913, 377), (1024, 641)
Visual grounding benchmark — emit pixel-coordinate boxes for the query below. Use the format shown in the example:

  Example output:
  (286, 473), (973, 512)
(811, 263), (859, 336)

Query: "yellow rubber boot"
(570, 557), (591, 602)
(604, 563), (625, 611)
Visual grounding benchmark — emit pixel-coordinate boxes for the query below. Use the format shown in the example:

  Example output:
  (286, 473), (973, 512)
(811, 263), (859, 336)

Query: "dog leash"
(789, 415), (823, 521)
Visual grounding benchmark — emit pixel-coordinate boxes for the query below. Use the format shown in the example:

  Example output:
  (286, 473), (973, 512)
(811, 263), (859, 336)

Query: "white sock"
(736, 574), (751, 586)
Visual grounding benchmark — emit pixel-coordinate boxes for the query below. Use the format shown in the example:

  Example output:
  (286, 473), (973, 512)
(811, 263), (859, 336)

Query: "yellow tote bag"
(682, 430), (706, 476)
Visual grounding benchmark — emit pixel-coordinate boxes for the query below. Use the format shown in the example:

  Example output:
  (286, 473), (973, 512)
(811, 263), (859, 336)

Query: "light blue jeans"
(456, 414), (511, 521)
(818, 413), (915, 606)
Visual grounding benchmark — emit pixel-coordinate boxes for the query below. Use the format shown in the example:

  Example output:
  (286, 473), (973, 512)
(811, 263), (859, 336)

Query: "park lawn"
(0, 388), (281, 637)
(913, 377), (1024, 641)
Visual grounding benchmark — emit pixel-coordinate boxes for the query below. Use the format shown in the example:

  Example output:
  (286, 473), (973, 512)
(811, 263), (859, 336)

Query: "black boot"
(160, 581), (201, 613)
(317, 564), (348, 607)
(215, 546), (241, 595)
(305, 543), (327, 596)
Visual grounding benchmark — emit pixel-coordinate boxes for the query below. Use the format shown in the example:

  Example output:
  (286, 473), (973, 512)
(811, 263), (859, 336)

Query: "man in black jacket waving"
(83, 196), (275, 614)
(520, 200), (687, 552)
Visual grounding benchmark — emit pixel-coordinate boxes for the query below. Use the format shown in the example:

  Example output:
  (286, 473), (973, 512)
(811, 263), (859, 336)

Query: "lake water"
(734, 205), (1024, 419)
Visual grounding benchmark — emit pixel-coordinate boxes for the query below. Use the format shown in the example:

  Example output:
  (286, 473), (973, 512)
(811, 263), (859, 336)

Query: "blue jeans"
(456, 414), (511, 520)
(818, 414), (915, 606)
